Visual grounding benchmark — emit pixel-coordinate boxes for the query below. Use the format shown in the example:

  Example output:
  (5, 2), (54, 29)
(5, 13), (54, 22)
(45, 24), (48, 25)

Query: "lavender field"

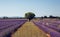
(0, 18), (60, 37)
(0, 19), (27, 37)
(33, 19), (60, 37)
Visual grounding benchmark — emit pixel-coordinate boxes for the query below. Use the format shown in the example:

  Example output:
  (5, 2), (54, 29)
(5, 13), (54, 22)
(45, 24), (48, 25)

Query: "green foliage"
(49, 15), (53, 18)
(44, 16), (47, 18)
(3, 16), (8, 19)
(25, 12), (35, 21)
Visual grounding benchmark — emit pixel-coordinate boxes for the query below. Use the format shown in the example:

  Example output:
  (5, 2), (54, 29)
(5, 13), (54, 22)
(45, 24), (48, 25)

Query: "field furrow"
(12, 22), (47, 37)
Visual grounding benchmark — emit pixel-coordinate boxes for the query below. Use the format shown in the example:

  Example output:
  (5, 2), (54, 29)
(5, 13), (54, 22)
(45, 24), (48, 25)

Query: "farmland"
(0, 19), (60, 37)
(0, 0), (60, 37)
(0, 19), (27, 37)
(12, 21), (47, 37)
(33, 19), (60, 37)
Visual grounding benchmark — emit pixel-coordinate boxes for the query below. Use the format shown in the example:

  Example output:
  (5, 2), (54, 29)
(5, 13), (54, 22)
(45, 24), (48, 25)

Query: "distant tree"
(3, 16), (8, 19)
(40, 16), (43, 19)
(44, 16), (47, 18)
(59, 17), (60, 19)
(49, 15), (60, 19)
(25, 12), (35, 21)
(49, 15), (53, 18)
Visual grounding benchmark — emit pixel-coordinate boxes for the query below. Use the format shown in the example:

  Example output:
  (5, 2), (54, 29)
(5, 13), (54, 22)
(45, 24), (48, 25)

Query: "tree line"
(0, 12), (60, 21)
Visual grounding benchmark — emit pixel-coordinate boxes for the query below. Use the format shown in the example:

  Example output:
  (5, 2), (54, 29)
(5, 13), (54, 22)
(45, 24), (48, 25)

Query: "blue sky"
(0, 0), (60, 17)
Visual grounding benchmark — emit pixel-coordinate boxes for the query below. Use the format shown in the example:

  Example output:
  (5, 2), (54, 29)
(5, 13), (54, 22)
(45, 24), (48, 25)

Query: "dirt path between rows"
(12, 22), (48, 37)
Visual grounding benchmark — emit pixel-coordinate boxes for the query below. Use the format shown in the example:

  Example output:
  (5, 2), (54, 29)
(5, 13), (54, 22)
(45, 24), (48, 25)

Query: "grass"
(11, 21), (48, 37)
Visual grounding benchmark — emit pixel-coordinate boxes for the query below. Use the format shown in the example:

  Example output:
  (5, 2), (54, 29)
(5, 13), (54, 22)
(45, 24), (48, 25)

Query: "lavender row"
(44, 23), (60, 32)
(0, 20), (26, 28)
(0, 20), (27, 37)
(38, 21), (60, 32)
(33, 21), (60, 37)
(0, 20), (26, 26)
(36, 21), (60, 32)
(0, 20), (25, 31)
(0, 21), (25, 37)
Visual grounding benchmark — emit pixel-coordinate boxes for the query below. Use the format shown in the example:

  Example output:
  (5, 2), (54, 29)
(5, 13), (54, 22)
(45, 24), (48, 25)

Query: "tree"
(25, 12), (35, 21)
(44, 16), (47, 18)
(3, 16), (8, 19)
(49, 15), (53, 18)
(40, 16), (43, 19)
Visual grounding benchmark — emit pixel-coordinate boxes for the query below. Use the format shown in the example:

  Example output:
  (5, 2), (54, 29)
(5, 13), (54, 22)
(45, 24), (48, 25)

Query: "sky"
(0, 0), (60, 17)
